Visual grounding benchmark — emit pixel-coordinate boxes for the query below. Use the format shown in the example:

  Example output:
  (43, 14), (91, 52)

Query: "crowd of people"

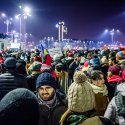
(0, 47), (125, 125)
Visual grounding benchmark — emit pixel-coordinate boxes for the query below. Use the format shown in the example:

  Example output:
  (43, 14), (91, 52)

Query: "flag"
(41, 44), (44, 55)
(44, 49), (48, 55)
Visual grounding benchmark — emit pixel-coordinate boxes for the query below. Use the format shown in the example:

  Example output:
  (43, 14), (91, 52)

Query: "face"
(108, 59), (113, 66)
(38, 85), (55, 101)
(77, 56), (81, 61)
(93, 75), (105, 87)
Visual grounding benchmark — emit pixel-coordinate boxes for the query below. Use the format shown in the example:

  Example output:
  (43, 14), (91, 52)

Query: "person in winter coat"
(0, 53), (5, 74)
(116, 50), (125, 63)
(26, 57), (34, 74)
(16, 59), (27, 76)
(55, 63), (68, 93)
(60, 71), (103, 125)
(0, 88), (40, 125)
(60, 71), (115, 125)
(108, 57), (117, 66)
(41, 54), (56, 79)
(107, 65), (122, 101)
(90, 70), (109, 116)
(36, 72), (67, 125)
(68, 53), (81, 85)
(52, 54), (62, 70)
(104, 84), (125, 125)
(100, 56), (109, 81)
(26, 61), (42, 92)
(0, 57), (27, 100)
(0, 53), (4, 64)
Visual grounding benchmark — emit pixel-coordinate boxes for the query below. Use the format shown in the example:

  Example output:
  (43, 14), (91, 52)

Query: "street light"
(109, 29), (120, 44)
(1, 13), (6, 17)
(56, 22), (67, 42)
(1, 13), (13, 35)
(24, 7), (31, 13)
(104, 29), (120, 44)
(15, 6), (31, 50)
(4, 19), (12, 35)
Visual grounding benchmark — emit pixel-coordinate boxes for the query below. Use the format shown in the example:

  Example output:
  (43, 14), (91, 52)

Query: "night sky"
(0, 0), (125, 41)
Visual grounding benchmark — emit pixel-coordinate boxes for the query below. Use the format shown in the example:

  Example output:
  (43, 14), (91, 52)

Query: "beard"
(40, 91), (55, 101)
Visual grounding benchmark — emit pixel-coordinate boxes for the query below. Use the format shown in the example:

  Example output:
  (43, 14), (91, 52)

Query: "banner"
(48, 47), (63, 57)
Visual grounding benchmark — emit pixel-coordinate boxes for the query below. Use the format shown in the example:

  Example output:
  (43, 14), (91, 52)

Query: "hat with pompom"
(68, 71), (95, 113)
(116, 50), (125, 61)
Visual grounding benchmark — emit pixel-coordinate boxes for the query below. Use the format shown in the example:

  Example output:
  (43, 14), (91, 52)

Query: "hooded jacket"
(104, 83), (125, 125)
(0, 88), (40, 125)
(41, 54), (56, 79)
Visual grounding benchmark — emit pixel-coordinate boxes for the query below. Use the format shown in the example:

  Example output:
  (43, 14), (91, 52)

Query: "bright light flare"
(24, 6), (31, 13)
(1, 13), (6, 17)
(104, 29), (108, 33)
(56, 24), (59, 28)
(19, 5), (22, 9)
(116, 29), (120, 33)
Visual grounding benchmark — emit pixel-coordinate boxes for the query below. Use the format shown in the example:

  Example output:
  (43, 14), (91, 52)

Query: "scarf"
(122, 70), (125, 82)
(90, 84), (108, 96)
(67, 114), (87, 125)
(108, 75), (122, 83)
(38, 93), (57, 109)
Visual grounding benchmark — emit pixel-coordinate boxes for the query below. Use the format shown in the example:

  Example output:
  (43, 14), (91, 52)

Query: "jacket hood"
(117, 83), (125, 96)
(43, 54), (52, 66)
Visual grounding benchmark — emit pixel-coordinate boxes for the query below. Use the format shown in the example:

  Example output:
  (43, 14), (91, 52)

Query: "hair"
(120, 60), (125, 65)
(109, 51), (116, 58)
(90, 70), (104, 81)
(109, 57), (117, 64)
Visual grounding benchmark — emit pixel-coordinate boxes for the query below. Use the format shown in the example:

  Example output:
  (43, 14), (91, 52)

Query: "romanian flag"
(41, 44), (44, 55)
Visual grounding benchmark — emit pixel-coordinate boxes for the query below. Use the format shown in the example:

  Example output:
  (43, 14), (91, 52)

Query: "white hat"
(53, 54), (60, 61)
(68, 71), (95, 112)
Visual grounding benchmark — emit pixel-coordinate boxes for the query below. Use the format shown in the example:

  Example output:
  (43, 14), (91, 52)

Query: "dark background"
(0, 0), (125, 41)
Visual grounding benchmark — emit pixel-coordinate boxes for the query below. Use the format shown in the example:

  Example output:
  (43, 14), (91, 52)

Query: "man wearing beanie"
(36, 72), (67, 125)
(0, 57), (27, 100)
(0, 88), (40, 125)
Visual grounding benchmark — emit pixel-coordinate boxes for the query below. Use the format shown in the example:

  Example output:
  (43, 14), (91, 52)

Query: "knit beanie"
(36, 72), (57, 90)
(82, 60), (89, 72)
(116, 50), (125, 60)
(108, 65), (121, 75)
(0, 88), (40, 125)
(18, 59), (26, 67)
(90, 58), (100, 66)
(30, 61), (42, 71)
(16, 62), (27, 76)
(68, 52), (73, 57)
(68, 71), (95, 113)
(4, 57), (17, 69)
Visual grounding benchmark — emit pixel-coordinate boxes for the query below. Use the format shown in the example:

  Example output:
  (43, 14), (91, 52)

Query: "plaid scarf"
(38, 93), (57, 109)
(67, 114), (88, 125)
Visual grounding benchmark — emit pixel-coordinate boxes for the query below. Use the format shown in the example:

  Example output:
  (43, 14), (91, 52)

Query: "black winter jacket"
(0, 70), (27, 100)
(38, 90), (67, 125)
